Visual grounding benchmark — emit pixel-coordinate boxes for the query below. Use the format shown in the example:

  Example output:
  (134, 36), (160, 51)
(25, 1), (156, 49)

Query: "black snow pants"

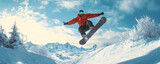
(78, 20), (94, 37)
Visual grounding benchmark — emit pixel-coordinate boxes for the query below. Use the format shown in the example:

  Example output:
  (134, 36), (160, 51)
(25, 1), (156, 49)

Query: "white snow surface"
(0, 46), (56, 64)
(78, 39), (160, 64)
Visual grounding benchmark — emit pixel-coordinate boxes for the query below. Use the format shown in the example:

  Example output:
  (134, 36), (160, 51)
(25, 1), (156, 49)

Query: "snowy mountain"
(25, 42), (97, 64)
(0, 46), (56, 64)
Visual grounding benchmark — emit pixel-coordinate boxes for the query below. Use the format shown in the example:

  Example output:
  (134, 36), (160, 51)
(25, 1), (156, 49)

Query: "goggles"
(79, 12), (83, 14)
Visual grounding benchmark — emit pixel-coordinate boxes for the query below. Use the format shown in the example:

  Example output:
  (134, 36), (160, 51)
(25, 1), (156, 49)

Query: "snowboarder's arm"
(86, 12), (104, 19)
(86, 14), (99, 19)
(67, 17), (78, 25)
(63, 22), (68, 25)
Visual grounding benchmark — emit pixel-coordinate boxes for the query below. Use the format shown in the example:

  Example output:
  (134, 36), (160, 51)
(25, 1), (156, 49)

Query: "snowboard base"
(79, 17), (107, 45)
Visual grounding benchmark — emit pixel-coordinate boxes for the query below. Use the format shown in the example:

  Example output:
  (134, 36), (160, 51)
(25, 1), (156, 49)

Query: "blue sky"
(0, 0), (160, 48)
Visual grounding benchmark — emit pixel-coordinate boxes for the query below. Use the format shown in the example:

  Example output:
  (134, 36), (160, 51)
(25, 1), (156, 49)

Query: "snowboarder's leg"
(86, 20), (94, 29)
(79, 25), (89, 39)
(79, 26), (86, 37)
(79, 20), (94, 39)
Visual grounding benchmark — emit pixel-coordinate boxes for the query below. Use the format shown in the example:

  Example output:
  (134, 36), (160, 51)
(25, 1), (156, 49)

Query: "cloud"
(0, 6), (123, 48)
(102, 30), (120, 39)
(52, 19), (60, 24)
(0, 6), (81, 46)
(0, 5), (125, 48)
(93, 0), (98, 4)
(56, 0), (83, 9)
(13, 0), (19, 2)
(41, 1), (49, 5)
(117, 27), (131, 31)
(0, 0), (138, 48)
(39, 0), (49, 9)
(20, 0), (29, 6)
(117, 0), (147, 13)
(105, 10), (124, 25)
(53, 8), (61, 12)
(39, 6), (45, 9)
(87, 30), (122, 47)
(38, 0), (83, 11)
(117, 0), (160, 13)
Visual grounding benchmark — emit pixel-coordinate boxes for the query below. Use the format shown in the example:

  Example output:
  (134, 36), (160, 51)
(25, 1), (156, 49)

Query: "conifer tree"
(0, 25), (8, 47)
(9, 23), (22, 48)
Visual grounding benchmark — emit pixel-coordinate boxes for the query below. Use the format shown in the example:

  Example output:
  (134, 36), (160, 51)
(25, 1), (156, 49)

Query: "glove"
(63, 22), (68, 25)
(98, 12), (104, 15)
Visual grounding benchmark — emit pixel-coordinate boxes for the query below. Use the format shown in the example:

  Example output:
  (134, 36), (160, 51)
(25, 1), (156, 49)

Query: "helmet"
(79, 10), (84, 12)
(79, 10), (84, 14)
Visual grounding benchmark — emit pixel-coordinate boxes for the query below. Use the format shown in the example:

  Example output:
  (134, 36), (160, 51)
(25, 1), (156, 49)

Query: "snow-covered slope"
(0, 46), (56, 64)
(78, 39), (160, 64)
(78, 16), (160, 64)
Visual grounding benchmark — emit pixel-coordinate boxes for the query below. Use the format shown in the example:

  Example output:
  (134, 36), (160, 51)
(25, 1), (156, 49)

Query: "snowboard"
(79, 17), (107, 45)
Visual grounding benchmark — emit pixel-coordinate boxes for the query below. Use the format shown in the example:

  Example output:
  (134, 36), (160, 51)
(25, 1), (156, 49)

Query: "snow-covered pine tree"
(0, 25), (4, 46)
(0, 25), (8, 47)
(9, 23), (22, 48)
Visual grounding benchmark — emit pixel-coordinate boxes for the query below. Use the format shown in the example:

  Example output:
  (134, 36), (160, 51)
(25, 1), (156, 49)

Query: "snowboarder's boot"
(86, 20), (94, 30)
(89, 26), (94, 30)
(82, 35), (88, 40)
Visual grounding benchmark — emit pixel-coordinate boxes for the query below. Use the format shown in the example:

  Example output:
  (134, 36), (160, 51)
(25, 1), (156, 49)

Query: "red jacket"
(67, 14), (99, 27)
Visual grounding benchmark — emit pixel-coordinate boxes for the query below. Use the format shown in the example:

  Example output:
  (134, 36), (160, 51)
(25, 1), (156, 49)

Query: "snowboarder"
(63, 10), (104, 39)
